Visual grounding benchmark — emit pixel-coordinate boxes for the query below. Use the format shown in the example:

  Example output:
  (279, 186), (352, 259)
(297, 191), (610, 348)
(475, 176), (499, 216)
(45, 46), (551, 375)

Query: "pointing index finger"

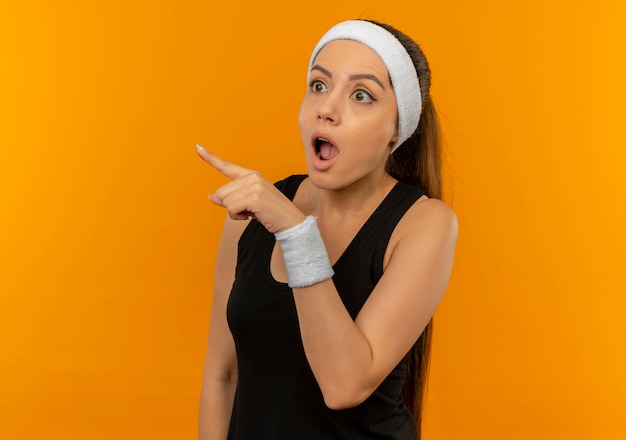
(196, 144), (250, 179)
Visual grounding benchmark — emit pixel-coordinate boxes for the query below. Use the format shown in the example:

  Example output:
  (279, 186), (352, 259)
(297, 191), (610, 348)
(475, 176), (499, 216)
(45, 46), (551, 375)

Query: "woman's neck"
(303, 172), (397, 221)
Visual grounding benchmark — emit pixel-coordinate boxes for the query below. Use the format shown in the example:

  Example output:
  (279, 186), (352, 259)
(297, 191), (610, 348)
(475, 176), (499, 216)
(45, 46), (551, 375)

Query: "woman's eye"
(310, 80), (327, 93)
(352, 90), (374, 103)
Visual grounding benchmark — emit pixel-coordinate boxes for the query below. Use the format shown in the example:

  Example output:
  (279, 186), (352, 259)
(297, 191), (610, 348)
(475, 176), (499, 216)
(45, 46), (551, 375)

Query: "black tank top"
(227, 175), (426, 440)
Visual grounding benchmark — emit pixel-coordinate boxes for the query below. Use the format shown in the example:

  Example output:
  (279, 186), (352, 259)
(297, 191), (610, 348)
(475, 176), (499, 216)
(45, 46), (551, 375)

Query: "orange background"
(1, 1), (625, 439)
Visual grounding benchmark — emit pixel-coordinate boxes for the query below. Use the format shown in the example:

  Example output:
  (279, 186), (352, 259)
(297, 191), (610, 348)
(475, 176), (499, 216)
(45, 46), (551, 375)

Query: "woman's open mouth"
(314, 137), (339, 161)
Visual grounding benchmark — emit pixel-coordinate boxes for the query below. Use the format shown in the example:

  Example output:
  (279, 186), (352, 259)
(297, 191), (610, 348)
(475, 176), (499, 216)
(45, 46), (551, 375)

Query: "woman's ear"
(389, 127), (398, 147)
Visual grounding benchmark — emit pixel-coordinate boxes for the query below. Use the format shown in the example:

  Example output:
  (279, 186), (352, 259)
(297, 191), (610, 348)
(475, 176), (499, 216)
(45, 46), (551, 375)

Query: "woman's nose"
(316, 93), (341, 124)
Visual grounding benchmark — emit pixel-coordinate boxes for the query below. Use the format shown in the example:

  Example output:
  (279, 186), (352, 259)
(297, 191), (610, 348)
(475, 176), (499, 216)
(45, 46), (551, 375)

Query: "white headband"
(307, 20), (422, 153)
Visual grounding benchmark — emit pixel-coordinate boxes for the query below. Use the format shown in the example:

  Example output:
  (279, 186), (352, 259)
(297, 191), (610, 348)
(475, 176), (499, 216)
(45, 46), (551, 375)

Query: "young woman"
(197, 20), (458, 440)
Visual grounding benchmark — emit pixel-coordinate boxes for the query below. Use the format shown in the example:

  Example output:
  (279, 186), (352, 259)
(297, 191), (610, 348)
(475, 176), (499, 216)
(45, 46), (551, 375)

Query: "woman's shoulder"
(387, 196), (458, 261)
(406, 197), (457, 236)
(274, 174), (308, 197)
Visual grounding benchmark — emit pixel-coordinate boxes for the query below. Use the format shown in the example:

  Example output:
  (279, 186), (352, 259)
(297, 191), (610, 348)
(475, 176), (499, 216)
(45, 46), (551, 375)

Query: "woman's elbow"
(321, 383), (373, 410)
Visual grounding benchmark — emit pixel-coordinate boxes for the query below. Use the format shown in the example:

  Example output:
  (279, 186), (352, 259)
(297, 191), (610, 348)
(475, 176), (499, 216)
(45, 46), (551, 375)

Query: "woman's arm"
(196, 147), (457, 411)
(292, 198), (457, 409)
(198, 216), (248, 440)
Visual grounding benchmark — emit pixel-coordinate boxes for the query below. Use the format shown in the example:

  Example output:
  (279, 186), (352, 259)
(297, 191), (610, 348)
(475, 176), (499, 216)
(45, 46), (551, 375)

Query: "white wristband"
(274, 216), (334, 288)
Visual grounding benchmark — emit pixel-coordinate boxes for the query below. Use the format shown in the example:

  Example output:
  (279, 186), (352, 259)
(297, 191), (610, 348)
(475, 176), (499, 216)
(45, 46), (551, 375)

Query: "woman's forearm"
(198, 377), (237, 440)
(292, 281), (378, 409)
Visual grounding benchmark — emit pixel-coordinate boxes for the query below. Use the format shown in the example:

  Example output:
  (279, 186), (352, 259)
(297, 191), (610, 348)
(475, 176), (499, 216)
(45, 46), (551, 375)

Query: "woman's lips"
(311, 133), (339, 171)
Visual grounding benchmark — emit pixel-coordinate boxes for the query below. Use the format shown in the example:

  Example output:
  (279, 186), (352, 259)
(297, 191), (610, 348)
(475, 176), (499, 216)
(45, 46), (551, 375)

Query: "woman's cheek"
(298, 102), (312, 140)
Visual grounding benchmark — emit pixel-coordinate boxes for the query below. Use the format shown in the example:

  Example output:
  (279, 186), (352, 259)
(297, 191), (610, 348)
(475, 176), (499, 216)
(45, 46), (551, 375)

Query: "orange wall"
(1, 1), (625, 439)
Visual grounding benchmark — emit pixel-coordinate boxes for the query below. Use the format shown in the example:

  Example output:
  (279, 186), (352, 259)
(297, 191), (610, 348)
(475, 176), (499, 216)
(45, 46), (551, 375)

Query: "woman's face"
(298, 39), (398, 189)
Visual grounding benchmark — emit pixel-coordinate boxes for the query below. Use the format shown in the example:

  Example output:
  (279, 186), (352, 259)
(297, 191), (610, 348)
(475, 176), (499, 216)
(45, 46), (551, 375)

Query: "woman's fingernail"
(196, 144), (206, 152)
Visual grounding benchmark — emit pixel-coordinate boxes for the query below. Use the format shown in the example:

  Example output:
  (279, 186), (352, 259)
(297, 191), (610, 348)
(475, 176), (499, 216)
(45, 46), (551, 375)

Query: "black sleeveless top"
(227, 175), (426, 440)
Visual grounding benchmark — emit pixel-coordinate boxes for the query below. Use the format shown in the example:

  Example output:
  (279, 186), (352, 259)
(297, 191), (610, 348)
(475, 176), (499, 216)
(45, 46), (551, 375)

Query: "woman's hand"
(196, 145), (306, 234)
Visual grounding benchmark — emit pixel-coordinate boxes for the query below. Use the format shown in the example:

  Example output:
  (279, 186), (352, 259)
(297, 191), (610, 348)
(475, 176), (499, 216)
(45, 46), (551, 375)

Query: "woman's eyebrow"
(348, 73), (385, 90)
(310, 65), (385, 90)
(311, 64), (332, 77)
